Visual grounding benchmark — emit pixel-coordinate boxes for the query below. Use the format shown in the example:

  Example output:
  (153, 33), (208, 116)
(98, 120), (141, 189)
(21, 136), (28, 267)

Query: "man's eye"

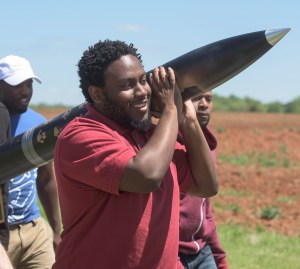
(121, 83), (131, 89)
(141, 78), (147, 85)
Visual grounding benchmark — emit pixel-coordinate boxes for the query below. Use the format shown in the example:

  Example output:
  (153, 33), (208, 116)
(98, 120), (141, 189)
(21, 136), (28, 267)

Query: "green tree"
(285, 97), (300, 113)
(267, 101), (285, 113)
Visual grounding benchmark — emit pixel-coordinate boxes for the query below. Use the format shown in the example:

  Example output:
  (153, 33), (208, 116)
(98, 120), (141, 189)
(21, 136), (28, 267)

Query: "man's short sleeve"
(55, 119), (136, 195)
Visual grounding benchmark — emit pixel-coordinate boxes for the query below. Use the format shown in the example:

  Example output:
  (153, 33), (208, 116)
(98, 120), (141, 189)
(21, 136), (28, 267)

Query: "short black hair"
(77, 39), (142, 103)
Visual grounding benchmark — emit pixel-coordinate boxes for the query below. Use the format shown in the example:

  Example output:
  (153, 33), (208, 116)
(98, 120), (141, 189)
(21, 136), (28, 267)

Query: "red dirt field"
(39, 108), (300, 237)
(210, 112), (300, 237)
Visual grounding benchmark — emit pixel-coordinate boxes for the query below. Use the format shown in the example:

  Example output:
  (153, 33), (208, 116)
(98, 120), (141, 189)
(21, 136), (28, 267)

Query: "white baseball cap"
(0, 55), (42, 86)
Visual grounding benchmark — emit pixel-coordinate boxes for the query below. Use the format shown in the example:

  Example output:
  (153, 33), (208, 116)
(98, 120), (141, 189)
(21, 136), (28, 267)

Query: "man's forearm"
(181, 120), (218, 197)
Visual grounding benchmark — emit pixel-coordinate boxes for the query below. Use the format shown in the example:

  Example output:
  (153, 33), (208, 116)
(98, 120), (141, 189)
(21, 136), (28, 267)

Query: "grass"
(258, 205), (279, 220)
(213, 200), (241, 215)
(220, 188), (250, 197)
(218, 152), (298, 168)
(277, 196), (296, 204)
(218, 223), (300, 269)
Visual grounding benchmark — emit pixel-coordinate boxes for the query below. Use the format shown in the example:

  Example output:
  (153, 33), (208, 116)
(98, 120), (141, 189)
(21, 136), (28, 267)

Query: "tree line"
(213, 94), (300, 113)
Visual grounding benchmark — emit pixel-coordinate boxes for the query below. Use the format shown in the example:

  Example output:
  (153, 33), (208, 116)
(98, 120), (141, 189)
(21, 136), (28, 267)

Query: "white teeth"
(134, 103), (146, 108)
(132, 100), (148, 108)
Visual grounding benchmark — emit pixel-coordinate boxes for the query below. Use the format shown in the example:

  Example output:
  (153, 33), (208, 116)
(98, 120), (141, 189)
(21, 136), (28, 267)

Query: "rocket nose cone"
(265, 28), (291, 46)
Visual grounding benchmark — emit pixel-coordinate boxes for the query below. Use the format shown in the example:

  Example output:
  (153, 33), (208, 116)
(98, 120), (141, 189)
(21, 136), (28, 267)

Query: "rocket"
(0, 28), (290, 183)
(0, 103), (88, 183)
(158, 28), (291, 101)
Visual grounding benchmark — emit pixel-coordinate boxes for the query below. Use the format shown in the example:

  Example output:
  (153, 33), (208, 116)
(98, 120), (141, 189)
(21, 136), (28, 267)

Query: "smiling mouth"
(131, 99), (149, 110)
(19, 98), (29, 104)
(133, 103), (147, 108)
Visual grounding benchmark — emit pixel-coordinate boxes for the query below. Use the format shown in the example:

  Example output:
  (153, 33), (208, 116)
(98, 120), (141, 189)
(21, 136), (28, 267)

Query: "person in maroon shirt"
(179, 91), (228, 269)
(52, 40), (218, 269)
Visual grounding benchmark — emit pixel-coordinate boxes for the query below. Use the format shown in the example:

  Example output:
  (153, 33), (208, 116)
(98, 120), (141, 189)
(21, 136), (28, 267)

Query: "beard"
(5, 103), (28, 114)
(101, 93), (151, 130)
(199, 118), (209, 128)
(17, 107), (28, 114)
(197, 113), (210, 128)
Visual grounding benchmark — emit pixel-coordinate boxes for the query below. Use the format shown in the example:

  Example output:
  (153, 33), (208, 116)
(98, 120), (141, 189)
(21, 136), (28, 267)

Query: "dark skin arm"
(120, 67), (179, 193)
(147, 70), (218, 197)
(36, 162), (61, 249)
(178, 99), (218, 197)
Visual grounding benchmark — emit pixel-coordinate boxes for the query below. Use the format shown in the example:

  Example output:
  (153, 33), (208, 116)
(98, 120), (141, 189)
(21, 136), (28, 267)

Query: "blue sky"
(1, 0), (299, 106)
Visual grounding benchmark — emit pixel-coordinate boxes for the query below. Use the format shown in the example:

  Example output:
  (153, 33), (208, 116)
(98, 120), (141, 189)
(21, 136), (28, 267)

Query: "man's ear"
(88, 86), (104, 104)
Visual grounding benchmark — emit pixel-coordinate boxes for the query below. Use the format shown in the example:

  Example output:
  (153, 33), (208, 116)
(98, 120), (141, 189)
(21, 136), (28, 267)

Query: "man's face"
(191, 91), (213, 127)
(94, 55), (152, 130)
(0, 79), (33, 114)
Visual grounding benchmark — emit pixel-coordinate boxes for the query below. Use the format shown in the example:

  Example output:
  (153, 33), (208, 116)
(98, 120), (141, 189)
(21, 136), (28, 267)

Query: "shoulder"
(26, 108), (47, 123)
(0, 101), (8, 111)
(0, 102), (9, 115)
(11, 108), (46, 134)
(62, 116), (121, 140)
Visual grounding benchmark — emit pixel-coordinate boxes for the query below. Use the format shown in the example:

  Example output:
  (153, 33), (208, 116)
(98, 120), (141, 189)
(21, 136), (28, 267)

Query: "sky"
(1, 0), (299, 106)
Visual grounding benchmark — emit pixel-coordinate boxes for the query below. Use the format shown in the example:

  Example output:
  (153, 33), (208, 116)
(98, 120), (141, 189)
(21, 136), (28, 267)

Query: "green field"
(218, 224), (300, 269)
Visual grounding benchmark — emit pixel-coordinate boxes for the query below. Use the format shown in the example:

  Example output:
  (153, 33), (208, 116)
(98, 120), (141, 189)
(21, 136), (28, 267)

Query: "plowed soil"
(210, 112), (300, 237)
(40, 108), (300, 237)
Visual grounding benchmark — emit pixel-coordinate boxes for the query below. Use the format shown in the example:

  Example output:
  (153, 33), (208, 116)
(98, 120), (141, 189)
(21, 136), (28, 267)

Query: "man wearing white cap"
(0, 55), (61, 269)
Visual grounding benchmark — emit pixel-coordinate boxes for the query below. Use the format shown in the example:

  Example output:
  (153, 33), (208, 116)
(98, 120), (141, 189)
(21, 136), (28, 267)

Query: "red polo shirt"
(53, 104), (193, 269)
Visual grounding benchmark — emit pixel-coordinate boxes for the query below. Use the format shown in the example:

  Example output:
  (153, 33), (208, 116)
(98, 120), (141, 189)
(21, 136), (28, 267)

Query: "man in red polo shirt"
(52, 40), (218, 269)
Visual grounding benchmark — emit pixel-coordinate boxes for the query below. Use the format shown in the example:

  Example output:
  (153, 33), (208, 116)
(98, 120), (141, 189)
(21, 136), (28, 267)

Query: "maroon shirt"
(179, 127), (228, 269)
(53, 104), (194, 269)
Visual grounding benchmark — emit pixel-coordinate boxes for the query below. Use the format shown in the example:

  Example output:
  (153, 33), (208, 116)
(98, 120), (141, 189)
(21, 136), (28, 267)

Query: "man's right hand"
(148, 66), (178, 116)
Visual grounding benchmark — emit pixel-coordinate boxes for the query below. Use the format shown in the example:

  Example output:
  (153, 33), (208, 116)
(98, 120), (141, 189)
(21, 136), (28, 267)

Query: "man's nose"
(135, 83), (149, 96)
(198, 99), (208, 109)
